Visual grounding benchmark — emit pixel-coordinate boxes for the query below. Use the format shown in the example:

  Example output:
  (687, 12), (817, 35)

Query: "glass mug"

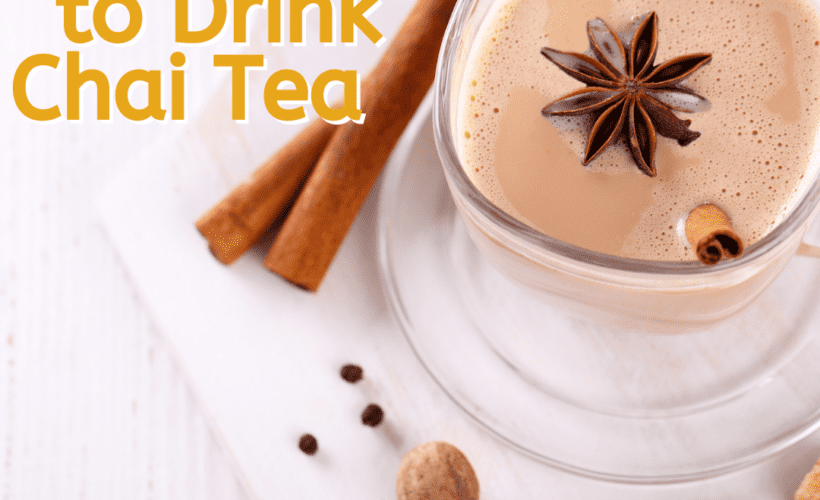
(433, 0), (820, 333)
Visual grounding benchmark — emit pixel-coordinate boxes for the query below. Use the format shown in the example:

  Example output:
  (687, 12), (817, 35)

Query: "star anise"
(541, 12), (712, 177)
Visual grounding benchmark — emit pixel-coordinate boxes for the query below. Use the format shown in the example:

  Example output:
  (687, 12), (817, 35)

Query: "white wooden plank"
(1, 1), (251, 499)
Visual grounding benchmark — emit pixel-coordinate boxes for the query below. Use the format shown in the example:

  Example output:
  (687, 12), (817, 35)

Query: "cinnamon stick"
(265, 0), (458, 291)
(685, 204), (744, 265)
(196, 118), (336, 264)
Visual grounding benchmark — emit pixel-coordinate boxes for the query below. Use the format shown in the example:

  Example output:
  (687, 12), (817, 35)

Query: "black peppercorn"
(361, 404), (384, 427)
(340, 364), (364, 383)
(299, 434), (318, 455)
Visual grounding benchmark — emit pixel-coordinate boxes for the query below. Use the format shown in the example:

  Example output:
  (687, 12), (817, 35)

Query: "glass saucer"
(377, 107), (820, 484)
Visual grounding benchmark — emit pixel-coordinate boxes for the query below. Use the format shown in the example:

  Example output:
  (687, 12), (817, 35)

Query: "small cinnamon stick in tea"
(196, 118), (336, 264)
(685, 204), (744, 265)
(266, 0), (458, 291)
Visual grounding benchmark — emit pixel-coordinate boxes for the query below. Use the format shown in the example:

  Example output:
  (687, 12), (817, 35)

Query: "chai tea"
(458, 0), (820, 260)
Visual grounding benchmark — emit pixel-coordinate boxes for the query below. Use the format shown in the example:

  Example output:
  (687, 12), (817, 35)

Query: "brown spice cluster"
(298, 364), (385, 455)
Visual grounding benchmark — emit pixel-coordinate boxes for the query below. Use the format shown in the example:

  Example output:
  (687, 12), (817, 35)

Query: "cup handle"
(798, 242), (820, 258)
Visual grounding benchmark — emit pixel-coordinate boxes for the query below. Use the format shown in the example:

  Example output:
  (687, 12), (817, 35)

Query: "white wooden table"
(4, 1), (820, 499)
(1, 2), (249, 498)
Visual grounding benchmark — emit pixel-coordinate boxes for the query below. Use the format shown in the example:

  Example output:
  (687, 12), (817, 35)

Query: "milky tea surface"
(457, 0), (820, 260)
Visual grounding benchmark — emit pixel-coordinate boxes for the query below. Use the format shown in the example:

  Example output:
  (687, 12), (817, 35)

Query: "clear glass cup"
(433, 0), (820, 333)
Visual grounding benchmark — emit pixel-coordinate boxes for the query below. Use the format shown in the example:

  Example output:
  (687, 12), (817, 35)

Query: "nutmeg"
(396, 441), (479, 500)
(796, 457), (820, 500)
